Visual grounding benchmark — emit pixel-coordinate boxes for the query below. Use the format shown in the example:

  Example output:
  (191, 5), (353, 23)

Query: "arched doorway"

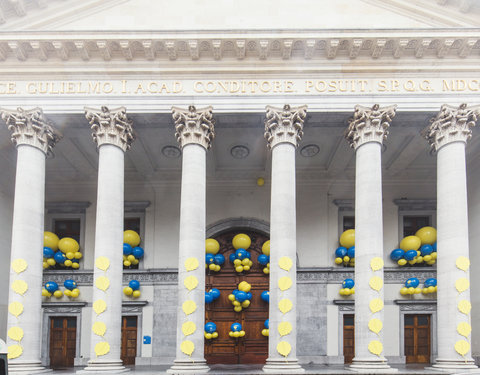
(205, 229), (269, 364)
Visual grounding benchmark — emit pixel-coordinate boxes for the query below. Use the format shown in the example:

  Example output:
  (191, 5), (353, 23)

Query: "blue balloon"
(246, 292), (252, 300)
(335, 247), (348, 258)
(132, 246), (144, 259)
(246, 251), (251, 259)
(214, 254), (225, 266)
(54, 251), (66, 264)
(420, 244), (433, 256)
(72, 258), (79, 263)
(405, 250), (417, 261)
(229, 253), (236, 262)
(210, 288), (221, 300)
(232, 289), (239, 296)
(45, 281), (59, 293)
(205, 292), (213, 304)
(235, 291), (247, 302)
(123, 243), (133, 256)
(405, 277), (420, 288)
(206, 254), (215, 264)
(433, 242), (437, 252)
(258, 254), (269, 266)
(235, 249), (247, 260)
(342, 278), (355, 289)
(261, 291), (269, 303)
(390, 248), (405, 261)
(424, 278), (437, 287)
(347, 246), (355, 258)
(129, 279), (140, 290)
(230, 322), (242, 332)
(43, 247), (55, 258)
(63, 279), (77, 290)
(264, 319), (269, 329)
(205, 322), (217, 333)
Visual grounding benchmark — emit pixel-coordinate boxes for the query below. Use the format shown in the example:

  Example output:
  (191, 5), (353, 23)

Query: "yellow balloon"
(399, 236), (421, 251)
(209, 263), (216, 271)
(397, 259), (407, 266)
(239, 330), (245, 337)
(205, 333), (212, 339)
(127, 255), (135, 262)
(66, 252), (75, 259)
(233, 234), (251, 250)
(241, 300), (250, 308)
(124, 260), (131, 267)
(44, 231), (59, 251)
(42, 289), (50, 297)
(123, 287), (133, 296)
(257, 177), (265, 186)
(124, 230), (141, 247)
(212, 332), (218, 338)
(335, 257), (343, 265)
(72, 262), (80, 269)
(132, 290), (141, 298)
(262, 240), (270, 256)
(233, 301), (240, 306)
(415, 226), (437, 245)
(8, 326), (24, 342)
(400, 287), (408, 295)
(205, 239), (220, 254)
(243, 265), (250, 271)
(229, 331), (234, 337)
(277, 341), (291, 357)
(64, 289), (72, 297)
(228, 294), (235, 301)
(74, 252), (83, 259)
(233, 331), (240, 337)
(263, 268), (270, 274)
(53, 290), (63, 298)
(58, 237), (80, 253)
(95, 341), (110, 357)
(43, 261), (49, 269)
(180, 340), (194, 356)
(235, 266), (244, 273)
(427, 286), (435, 293)
(339, 229), (355, 248)
(64, 260), (73, 267)
(239, 281), (251, 292)
(234, 306), (242, 312)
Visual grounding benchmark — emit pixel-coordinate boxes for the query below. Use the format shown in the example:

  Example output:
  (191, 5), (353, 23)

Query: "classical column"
(345, 104), (397, 373)
(424, 104), (480, 371)
(78, 106), (134, 374)
(1, 107), (60, 374)
(167, 105), (214, 374)
(263, 104), (306, 374)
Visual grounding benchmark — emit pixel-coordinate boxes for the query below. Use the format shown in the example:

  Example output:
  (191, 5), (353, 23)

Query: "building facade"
(0, 0), (480, 373)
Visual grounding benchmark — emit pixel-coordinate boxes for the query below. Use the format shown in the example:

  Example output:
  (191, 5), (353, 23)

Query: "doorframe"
(206, 217), (270, 237)
(335, 299), (354, 360)
(122, 300), (147, 362)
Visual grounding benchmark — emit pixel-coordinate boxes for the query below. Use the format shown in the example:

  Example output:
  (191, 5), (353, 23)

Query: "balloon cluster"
(390, 227), (437, 266)
(229, 322), (245, 338)
(204, 322), (218, 340)
(123, 279), (141, 298)
(261, 319), (269, 337)
(422, 278), (438, 294)
(205, 239), (225, 272)
(123, 230), (144, 268)
(42, 281), (80, 298)
(43, 231), (82, 270)
(228, 281), (252, 312)
(205, 288), (221, 304)
(339, 278), (355, 296)
(334, 229), (355, 267)
(261, 290), (269, 303)
(400, 277), (437, 295)
(63, 279), (80, 298)
(229, 234), (253, 273)
(258, 240), (270, 274)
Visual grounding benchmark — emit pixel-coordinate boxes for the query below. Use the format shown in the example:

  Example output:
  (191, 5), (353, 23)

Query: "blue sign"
(143, 336), (151, 344)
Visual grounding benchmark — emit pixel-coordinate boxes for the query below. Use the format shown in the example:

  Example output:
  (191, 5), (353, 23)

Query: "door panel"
(49, 317), (76, 368)
(404, 314), (431, 364)
(343, 314), (354, 364)
(121, 316), (138, 365)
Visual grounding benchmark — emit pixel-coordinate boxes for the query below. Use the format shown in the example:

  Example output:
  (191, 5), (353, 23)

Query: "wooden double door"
(121, 316), (138, 365)
(205, 230), (269, 364)
(405, 314), (431, 363)
(50, 317), (76, 369)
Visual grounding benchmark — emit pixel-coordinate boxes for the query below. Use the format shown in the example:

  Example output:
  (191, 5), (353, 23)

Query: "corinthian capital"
(0, 107), (61, 155)
(424, 103), (480, 151)
(345, 104), (397, 150)
(172, 105), (215, 150)
(264, 104), (307, 149)
(85, 106), (135, 152)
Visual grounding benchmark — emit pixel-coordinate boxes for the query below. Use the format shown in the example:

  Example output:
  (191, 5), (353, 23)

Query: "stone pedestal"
(1, 107), (60, 375)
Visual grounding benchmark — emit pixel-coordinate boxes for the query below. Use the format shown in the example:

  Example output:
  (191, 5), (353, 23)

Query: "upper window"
(343, 216), (355, 232)
(394, 199), (436, 242)
(54, 218), (81, 243)
(402, 215), (432, 237)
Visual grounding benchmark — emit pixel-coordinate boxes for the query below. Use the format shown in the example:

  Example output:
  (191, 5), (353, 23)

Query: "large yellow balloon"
(124, 230), (141, 247)
(339, 229), (355, 248)
(58, 237), (80, 253)
(262, 240), (270, 256)
(232, 234), (251, 250)
(205, 239), (220, 254)
(415, 226), (437, 245)
(399, 235), (421, 251)
(44, 231), (59, 251)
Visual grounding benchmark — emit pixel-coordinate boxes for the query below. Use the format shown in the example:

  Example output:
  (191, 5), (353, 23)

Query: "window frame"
(394, 199), (437, 243)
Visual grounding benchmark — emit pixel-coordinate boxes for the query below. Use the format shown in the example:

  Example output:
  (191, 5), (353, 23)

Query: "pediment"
(1, 0), (478, 31)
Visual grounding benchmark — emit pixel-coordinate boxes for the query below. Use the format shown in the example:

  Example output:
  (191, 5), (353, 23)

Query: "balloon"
(265, 319), (269, 329)
(246, 251), (251, 259)
(123, 243), (133, 256)
(335, 247), (348, 258)
(74, 252), (83, 259)
(258, 254), (269, 266)
(66, 252), (75, 260)
(206, 254), (215, 264)
(425, 278), (437, 287)
(43, 247), (55, 258)
(404, 250), (418, 261)
(123, 287), (133, 296)
(339, 229), (355, 248)
(58, 237), (80, 254)
(433, 242), (437, 252)
(205, 292), (214, 304)
(124, 230), (141, 247)
(205, 322), (217, 333)
(214, 254), (225, 265)
(390, 249), (405, 261)
(246, 292), (252, 300)
(415, 226), (437, 245)
(399, 236), (421, 251)
(54, 251), (66, 264)
(261, 291), (269, 303)
(64, 279), (77, 290)
(238, 281), (251, 292)
(128, 280), (140, 290)
(235, 249), (247, 260)
(72, 262), (80, 269)
(398, 259), (407, 266)
(262, 240), (270, 255)
(335, 257), (343, 265)
(210, 288), (221, 300)
(400, 287), (408, 295)
(53, 290), (63, 298)
(47, 258), (56, 266)
(235, 291), (247, 302)
(45, 281), (59, 293)
(205, 238), (220, 254)
(347, 246), (355, 259)
(231, 323), (242, 332)
(127, 255), (136, 262)
(343, 278), (355, 289)
(229, 253), (236, 263)
(44, 231), (59, 251)
(233, 234), (251, 250)
(132, 290), (141, 298)
(64, 260), (73, 267)
(405, 278), (420, 288)
(212, 332), (218, 339)
(420, 244), (433, 256)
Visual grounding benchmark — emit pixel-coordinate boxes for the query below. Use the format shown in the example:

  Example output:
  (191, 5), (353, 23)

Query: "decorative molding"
(333, 299), (355, 311)
(122, 300), (148, 313)
(394, 299), (437, 311)
(264, 104), (307, 149)
(206, 217), (270, 237)
(333, 199), (354, 212)
(345, 104), (397, 149)
(124, 201), (151, 213)
(46, 201), (91, 214)
(172, 105), (215, 150)
(42, 301), (86, 313)
(423, 103), (480, 151)
(0, 106), (61, 155)
(393, 198), (437, 211)
(85, 105), (135, 152)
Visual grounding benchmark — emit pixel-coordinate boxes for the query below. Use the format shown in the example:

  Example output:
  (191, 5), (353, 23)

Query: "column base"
(263, 358), (305, 373)
(76, 359), (130, 374)
(8, 361), (52, 374)
(167, 359), (209, 374)
(427, 358), (478, 373)
(349, 357), (398, 373)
